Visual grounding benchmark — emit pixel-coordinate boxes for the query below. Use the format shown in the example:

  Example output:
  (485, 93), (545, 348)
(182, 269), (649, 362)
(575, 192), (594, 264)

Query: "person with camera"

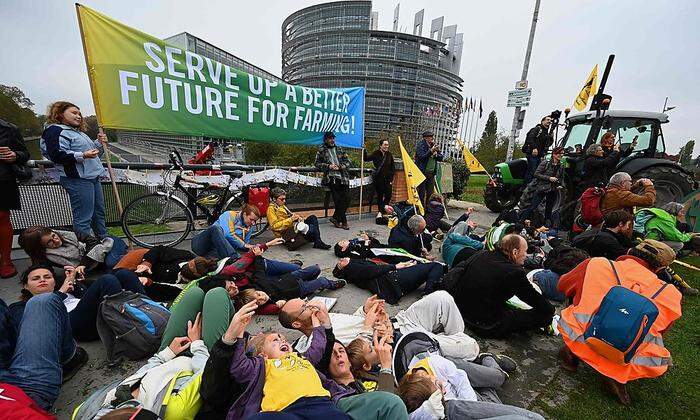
(600, 172), (656, 216)
(522, 116), (554, 184)
(414, 131), (443, 206)
(519, 146), (565, 227)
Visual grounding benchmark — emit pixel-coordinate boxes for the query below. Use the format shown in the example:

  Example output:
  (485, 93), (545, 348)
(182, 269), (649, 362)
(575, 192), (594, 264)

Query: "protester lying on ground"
(600, 172), (656, 216)
(444, 234), (555, 338)
(19, 226), (128, 273)
(557, 239), (682, 406)
(331, 333), (397, 394)
(634, 202), (700, 254)
(0, 292), (87, 414)
(333, 257), (444, 303)
(267, 187), (331, 250)
(528, 245), (590, 302)
(388, 214), (434, 259)
(280, 292), (480, 367)
(572, 210), (635, 260)
(216, 242), (303, 288)
(40, 101), (109, 239)
(442, 221), (483, 268)
(179, 256), (220, 283)
(424, 193), (446, 234)
(396, 334), (543, 420)
(73, 315), (210, 419)
(334, 232), (386, 259)
(13, 263), (146, 341)
(448, 206), (476, 229)
(191, 204), (282, 259)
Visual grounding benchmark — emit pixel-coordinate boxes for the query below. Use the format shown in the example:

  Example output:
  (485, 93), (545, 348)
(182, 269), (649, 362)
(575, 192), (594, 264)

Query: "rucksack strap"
(650, 282), (669, 300)
(607, 259), (622, 286)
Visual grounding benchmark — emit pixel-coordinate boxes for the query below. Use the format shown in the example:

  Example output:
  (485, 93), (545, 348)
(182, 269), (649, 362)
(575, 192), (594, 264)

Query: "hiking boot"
(313, 242), (332, 250)
(0, 264), (17, 279)
(289, 259), (304, 267)
(62, 346), (88, 383)
(327, 278), (347, 290)
(341, 222), (350, 230)
(476, 352), (518, 374)
(329, 217), (342, 228)
(558, 346), (579, 373)
(677, 278), (699, 296)
(603, 377), (631, 405)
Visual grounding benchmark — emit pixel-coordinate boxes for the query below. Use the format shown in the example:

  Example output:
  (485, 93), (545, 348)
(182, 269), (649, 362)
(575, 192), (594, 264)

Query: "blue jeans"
(191, 225), (240, 259)
(70, 271), (146, 341)
(59, 176), (107, 238)
(104, 236), (128, 268)
(532, 269), (565, 302)
(524, 155), (541, 184)
(282, 265), (331, 296)
(264, 259), (301, 276)
(0, 293), (75, 410)
(397, 262), (444, 295)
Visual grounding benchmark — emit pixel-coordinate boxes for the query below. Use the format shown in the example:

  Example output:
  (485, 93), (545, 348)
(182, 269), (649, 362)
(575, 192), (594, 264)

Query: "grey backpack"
(96, 290), (171, 362)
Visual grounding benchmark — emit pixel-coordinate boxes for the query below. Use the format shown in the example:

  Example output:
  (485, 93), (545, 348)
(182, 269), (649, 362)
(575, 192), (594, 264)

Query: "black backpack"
(96, 290), (171, 362)
(543, 244), (590, 275)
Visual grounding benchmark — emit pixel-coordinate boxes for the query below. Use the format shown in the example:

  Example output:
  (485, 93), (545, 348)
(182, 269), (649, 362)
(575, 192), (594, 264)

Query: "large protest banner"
(76, 4), (365, 148)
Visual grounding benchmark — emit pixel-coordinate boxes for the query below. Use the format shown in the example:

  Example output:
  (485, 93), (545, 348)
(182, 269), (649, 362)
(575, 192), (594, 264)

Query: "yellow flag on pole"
(398, 136), (425, 214)
(573, 64), (599, 111)
(462, 145), (487, 173)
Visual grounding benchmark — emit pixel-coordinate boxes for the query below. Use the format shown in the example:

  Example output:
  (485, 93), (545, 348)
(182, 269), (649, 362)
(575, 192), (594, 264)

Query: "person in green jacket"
(634, 202), (700, 254)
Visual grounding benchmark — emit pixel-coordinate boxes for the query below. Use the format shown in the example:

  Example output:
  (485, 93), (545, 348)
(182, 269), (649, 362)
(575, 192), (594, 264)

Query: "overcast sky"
(2, 0), (698, 153)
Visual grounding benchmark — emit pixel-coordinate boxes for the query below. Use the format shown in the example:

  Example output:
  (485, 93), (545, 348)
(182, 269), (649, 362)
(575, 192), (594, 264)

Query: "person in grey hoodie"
(41, 101), (108, 238)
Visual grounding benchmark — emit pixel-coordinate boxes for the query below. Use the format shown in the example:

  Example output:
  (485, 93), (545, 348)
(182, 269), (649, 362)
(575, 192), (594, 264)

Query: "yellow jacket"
(267, 202), (295, 237)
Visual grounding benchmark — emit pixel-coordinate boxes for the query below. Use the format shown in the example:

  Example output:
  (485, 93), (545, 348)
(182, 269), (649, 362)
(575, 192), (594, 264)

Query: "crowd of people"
(0, 106), (696, 419)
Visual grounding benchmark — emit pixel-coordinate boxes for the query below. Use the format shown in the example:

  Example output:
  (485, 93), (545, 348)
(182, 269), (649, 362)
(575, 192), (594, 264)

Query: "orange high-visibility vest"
(558, 257), (682, 383)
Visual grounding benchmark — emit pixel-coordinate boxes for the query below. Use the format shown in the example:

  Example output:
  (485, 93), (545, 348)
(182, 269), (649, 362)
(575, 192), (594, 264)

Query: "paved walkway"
(1, 204), (564, 418)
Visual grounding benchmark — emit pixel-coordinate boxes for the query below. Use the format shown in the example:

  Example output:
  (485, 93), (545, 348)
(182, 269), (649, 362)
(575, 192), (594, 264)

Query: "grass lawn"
(460, 174), (489, 204)
(107, 223), (171, 237)
(533, 256), (700, 419)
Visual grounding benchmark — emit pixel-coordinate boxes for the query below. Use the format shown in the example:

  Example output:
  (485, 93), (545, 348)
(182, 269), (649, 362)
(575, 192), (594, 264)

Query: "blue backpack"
(583, 260), (667, 364)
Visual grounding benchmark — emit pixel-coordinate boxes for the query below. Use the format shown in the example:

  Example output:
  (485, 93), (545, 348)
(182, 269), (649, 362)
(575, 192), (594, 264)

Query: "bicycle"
(120, 150), (269, 248)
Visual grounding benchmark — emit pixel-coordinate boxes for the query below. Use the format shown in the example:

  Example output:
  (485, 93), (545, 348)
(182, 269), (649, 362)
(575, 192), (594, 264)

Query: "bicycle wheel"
(121, 193), (193, 248)
(223, 193), (269, 238)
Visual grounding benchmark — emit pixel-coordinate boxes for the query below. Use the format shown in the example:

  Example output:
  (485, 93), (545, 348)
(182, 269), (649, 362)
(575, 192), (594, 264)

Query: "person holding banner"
(414, 131), (443, 206)
(316, 132), (352, 230)
(40, 101), (108, 239)
(364, 140), (395, 224)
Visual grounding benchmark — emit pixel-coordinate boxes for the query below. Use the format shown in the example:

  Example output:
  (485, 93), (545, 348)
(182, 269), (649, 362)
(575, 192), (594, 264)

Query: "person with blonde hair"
(40, 101), (108, 238)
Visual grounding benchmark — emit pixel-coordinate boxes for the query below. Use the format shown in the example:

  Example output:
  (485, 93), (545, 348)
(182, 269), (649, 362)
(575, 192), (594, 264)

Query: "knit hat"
(634, 239), (676, 267)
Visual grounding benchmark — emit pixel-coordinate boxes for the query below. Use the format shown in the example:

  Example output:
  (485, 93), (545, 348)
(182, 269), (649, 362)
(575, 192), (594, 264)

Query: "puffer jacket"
(0, 119), (30, 181)
(40, 123), (105, 179)
(634, 208), (692, 243)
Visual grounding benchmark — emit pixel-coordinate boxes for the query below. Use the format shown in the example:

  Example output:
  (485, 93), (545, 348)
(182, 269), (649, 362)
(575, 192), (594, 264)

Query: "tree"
(473, 111), (499, 170)
(678, 140), (695, 166)
(0, 85), (34, 108)
(0, 90), (42, 137)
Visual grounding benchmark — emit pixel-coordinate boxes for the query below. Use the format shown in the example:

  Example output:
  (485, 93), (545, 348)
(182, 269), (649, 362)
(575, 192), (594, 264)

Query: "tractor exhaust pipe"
(590, 54), (615, 113)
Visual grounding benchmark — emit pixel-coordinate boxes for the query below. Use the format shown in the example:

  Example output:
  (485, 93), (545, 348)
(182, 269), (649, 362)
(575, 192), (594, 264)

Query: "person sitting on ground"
(74, 315), (210, 419)
(334, 232), (386, 259)
(191, 204), (280, 259)
(281, 293), (480, 366)
(634, 202), (700, 254)
(528, 245), (590, 302)
(441, 221), (484, 268)
(600, 172), (656, 216)
(218, 301), (353, 419)
(424, 193), (446, 234)
(0, 291), (87, 415)
(483, 221), (521, 251)
(446, 234), (555, 338)
(398, 355), (543, 419)
(13, 263), (147, 341)
(19, 226), (128, 273)
(572, 210), (635, 260)
(388, 214), (434, 260)
(582, 143), (619, 189)
(266, 187), (331, 250)
(333, 257), (444, 303)
(557, 239), (682, 405)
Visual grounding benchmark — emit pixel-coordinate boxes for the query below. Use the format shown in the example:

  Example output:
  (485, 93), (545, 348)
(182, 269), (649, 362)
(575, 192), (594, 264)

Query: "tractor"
(483, 55), (696, 227)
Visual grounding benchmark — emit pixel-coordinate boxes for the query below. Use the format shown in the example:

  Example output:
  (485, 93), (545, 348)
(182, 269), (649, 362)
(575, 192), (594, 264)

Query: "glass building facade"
(282, 1), (464, 157)
(117, 32), (284, 163)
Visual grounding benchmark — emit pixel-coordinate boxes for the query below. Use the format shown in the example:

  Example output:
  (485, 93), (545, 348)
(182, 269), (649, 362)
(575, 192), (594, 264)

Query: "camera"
(550, 110), (562, 120)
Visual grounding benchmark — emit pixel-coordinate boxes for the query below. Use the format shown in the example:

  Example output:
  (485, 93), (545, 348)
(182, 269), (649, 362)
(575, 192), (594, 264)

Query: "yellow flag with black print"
(398, 136), (425, 214)
(573, 64), (598, 111)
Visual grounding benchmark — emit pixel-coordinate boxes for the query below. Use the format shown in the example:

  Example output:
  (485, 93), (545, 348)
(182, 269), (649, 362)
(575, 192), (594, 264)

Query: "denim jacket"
(40, 123), (105, 179)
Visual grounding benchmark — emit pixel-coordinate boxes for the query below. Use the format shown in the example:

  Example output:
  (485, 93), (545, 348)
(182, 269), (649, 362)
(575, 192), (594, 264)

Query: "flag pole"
(358, 147), (365, 221)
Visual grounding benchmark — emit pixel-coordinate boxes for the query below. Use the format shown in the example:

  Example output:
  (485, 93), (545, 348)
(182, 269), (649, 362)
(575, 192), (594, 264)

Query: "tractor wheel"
(635, 165), (694, 206)
(484, 183), (520, 213)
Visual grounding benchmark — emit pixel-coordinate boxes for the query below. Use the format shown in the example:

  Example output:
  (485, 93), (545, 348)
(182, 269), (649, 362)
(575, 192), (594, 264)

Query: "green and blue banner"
(77, 4), (365, 148)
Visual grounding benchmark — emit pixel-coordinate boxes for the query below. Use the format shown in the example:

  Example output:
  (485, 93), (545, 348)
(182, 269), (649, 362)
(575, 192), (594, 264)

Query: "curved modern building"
(282, 1), (464, 157)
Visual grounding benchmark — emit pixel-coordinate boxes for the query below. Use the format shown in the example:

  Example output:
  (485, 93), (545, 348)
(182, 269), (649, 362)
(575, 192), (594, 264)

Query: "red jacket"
(0, 383), (55, 419)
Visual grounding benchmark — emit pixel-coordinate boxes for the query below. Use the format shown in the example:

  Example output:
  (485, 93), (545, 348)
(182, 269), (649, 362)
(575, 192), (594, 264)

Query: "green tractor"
(483, 55), (696, 226)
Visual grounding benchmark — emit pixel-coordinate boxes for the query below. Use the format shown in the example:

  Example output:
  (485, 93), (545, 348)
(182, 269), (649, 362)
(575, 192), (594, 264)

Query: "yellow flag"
(462, 146), (487, 173)
(398, 136), (425, 214)
(573, 64), (598, 111)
